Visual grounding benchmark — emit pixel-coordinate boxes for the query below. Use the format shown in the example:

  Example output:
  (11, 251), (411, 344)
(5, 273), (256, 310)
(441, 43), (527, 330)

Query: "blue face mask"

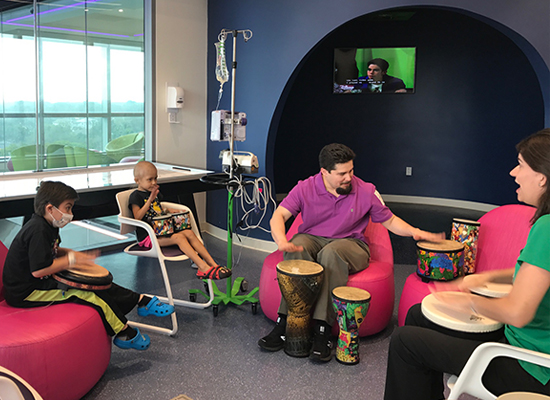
(49, 206), (73, 228)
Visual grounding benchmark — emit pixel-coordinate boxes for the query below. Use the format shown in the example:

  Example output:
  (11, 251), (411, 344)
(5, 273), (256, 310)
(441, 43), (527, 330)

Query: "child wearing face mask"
(2, 180), (174, 351)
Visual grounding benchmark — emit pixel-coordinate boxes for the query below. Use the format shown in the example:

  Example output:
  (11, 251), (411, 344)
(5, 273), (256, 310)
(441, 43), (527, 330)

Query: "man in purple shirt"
(258, 143), (443, 362)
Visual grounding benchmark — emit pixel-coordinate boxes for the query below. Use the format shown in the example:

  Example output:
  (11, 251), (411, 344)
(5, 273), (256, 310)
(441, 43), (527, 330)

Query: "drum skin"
(416, 240), (465, 282)
(53, 266), (113, 291)
(277, 260), (324, 357)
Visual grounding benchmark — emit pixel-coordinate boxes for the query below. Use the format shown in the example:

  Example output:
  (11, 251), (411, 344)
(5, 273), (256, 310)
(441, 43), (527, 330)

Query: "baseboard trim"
(381, 195), (498, 212)
(202, 222), (278, 253)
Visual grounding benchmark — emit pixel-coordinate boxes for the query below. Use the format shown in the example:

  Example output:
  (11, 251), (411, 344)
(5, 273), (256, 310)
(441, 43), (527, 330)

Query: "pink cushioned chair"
(397, 204), (536, 326)
(0, 241), (111, 400)
(259, 214), (394, 337)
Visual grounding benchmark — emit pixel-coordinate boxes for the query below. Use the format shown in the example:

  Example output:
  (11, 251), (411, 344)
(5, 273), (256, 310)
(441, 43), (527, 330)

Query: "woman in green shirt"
(384, 129), (550, 400)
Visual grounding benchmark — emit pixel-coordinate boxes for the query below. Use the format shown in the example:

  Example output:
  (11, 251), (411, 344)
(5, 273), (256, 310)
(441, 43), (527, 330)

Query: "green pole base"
(210, 276), (259, 306)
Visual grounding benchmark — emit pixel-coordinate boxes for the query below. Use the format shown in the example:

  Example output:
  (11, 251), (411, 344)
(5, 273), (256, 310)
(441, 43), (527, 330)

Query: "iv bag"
(215, 40), (229, 85)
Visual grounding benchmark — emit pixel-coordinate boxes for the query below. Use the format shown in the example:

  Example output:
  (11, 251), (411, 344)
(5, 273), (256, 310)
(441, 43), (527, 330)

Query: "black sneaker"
(258, 316), (286, 352)
(310, 323), (332, 362)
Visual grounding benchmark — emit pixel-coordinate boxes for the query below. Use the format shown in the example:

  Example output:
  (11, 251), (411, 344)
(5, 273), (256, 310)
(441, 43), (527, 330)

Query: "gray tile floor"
(82, 234), (411, 400)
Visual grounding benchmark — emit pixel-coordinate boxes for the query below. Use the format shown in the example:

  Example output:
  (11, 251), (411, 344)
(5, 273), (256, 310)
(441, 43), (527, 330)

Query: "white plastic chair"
(116, 189), (213, 337)
(447, 342), (550, 400)
(0, 366), (44, 400)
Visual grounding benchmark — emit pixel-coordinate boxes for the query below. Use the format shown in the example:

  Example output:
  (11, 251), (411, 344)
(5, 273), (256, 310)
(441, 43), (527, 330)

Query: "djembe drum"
(53, 265), (113, 291)
(416, 240), (465, 282)
(276, 260), (324, 357)
(332, 286), (371, 365)
(451, 218), (480, 275)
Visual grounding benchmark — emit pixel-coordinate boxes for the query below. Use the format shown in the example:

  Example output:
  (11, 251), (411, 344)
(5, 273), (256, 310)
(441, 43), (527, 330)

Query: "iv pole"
(209, 29), (259, 316)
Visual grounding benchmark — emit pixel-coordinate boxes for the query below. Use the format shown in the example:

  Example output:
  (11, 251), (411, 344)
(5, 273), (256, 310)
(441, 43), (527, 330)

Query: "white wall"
(154, 0), (208, 225)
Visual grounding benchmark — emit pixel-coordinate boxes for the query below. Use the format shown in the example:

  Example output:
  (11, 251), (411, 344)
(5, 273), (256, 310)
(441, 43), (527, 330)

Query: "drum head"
(421, 292), (503, 333)
(332, 286), (371, 302)
(452, 218), (481, 226)
(277, 260), (323, 276)
(56, 266), (113, 285)
(470, 283), (512, 298)
(417, 239), (464, 253)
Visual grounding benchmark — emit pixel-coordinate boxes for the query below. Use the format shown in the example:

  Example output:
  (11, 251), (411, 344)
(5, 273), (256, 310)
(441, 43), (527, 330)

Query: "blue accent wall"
(206, 1), (550, 240)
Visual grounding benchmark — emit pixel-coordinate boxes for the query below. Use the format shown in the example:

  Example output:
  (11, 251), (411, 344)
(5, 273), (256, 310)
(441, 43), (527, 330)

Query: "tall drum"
(416, 240), (465, 282)
(276, 260), (324, 357)
(451, 218), (480, 275)
(332, 286), (371, 365)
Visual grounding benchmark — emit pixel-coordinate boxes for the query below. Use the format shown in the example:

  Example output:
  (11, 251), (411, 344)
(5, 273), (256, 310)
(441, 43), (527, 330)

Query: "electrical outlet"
(168, 112), (177, 123)
(406, 166), (412, 176)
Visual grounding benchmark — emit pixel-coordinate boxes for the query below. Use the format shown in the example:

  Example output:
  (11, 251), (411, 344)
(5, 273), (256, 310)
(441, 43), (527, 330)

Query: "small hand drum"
(172, 211), (191, 232)
(151, 214), (174, 236)
(276, 260), (324, 357)
(421, 292), (503, 333)
(416, 240), (465, 282)
(451, 218), (480, 275)
(332, 286), (371, 365)
(53, 265), (113, 291)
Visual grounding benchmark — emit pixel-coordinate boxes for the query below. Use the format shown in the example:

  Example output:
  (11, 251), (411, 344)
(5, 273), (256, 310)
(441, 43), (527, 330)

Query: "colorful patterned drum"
(277, 260), (324, 357)
(172, 211), (191, 232)
(416, 240), (465, 282)
(451, 218), (480, 275)
(151, 214), (174, 237)
(332, 286), (371, 365)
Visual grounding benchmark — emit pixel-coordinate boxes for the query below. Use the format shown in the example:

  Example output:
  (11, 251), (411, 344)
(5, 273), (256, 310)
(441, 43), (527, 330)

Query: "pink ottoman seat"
(259, 214), (394, 337)
(0, 241), (111, 400)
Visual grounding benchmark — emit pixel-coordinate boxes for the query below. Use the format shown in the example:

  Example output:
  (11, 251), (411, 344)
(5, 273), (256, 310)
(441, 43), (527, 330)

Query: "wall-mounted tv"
(333, 47), (416, 94)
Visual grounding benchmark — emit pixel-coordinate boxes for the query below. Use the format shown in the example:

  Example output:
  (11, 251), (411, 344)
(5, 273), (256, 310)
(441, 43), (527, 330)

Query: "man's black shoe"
(310, 322), (333, 362)
(258, 315), (286, 352)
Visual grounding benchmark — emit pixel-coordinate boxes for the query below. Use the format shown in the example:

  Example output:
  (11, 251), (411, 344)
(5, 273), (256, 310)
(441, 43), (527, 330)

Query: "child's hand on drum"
(72, 250), (99, 267)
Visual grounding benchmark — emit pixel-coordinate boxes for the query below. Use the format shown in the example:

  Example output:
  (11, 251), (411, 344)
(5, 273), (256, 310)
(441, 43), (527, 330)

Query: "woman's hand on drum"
(277, 241), (304, 253)
(431, 290), (476, 315)
(457, 273), (492, 293)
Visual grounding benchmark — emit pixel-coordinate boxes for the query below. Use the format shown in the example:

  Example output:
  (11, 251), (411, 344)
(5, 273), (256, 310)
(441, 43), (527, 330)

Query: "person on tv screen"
(357, 58), (407, 93)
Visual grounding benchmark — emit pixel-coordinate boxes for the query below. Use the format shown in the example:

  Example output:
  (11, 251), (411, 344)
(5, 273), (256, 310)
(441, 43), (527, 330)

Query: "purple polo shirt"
(280, 173), (393, 242)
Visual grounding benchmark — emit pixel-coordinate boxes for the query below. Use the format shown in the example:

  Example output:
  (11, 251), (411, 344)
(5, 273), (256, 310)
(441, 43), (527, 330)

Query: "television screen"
(333, 47), (416, 94)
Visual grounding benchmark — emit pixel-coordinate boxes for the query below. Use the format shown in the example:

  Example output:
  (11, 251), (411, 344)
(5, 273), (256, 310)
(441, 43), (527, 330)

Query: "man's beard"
(336, 183), (352, 195)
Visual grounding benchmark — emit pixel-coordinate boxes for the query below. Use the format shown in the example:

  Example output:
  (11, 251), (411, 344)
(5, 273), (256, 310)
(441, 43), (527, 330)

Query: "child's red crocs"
(196, 265), (232, 280)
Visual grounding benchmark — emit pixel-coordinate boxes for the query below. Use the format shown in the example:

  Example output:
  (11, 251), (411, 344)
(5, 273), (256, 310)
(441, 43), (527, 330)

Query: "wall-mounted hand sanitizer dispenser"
(167, 86), (184, 109)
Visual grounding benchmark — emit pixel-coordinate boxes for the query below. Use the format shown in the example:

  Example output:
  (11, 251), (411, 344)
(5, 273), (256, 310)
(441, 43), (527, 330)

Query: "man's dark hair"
(34, 181), (79, 215)
(319, 143), (356, 172)
(367, 58), (389, 72)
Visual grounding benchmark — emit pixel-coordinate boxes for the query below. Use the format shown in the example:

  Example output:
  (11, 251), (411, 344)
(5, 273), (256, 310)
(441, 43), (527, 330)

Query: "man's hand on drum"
(412, 228), (445, 242)
(277, 240), (304, 253)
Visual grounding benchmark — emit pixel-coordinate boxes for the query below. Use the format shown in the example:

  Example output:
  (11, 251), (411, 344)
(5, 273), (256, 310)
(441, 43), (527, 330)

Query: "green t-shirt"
(505, 214), (550, 385)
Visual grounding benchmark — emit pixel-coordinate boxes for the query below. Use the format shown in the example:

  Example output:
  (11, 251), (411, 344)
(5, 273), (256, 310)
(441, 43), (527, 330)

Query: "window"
(0, 0), (145, 172)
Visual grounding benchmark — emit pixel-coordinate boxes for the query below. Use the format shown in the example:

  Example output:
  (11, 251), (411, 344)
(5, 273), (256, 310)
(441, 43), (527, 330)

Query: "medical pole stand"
(209, 29), (259, 316)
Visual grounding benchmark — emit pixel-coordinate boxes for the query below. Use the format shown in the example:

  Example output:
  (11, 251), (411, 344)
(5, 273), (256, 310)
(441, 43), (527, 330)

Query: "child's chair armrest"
(161, 202), (191, 213)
